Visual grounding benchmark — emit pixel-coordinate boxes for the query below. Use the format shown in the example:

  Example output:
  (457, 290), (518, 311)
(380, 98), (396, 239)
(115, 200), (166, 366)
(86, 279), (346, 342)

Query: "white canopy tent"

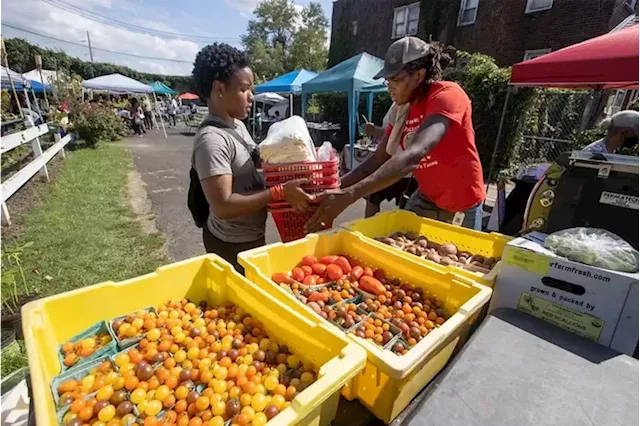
(82, 73), (153, 93)
(254, 92), (285, 104)
(82, 73), (166, 138)
(22, 69), (59, 85)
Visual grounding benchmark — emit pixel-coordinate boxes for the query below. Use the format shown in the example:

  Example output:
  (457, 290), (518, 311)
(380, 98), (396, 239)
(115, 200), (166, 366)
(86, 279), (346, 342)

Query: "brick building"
(329, 0), (638, 66)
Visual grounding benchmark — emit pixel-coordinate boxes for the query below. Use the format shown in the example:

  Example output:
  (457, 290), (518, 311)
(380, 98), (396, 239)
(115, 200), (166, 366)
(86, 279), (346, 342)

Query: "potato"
(306, 302), (322, 313)
(447, 254), (458, 262)
(405, 231), (418, 241)
(471, 254), (486, 264)
(439, 243), (458, 256)
(406, 246), (418, 255)
(484, 257), (497, 268)
(428, 241), (441, 250)
(440, 257), (454, 266)
(415, 237), (428, 248)
(426, 252), (441, 263)
(382, 237), (396, 246)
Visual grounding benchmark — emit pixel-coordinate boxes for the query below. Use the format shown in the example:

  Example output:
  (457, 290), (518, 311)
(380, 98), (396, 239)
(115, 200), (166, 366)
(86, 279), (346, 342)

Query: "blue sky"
(0, 0), (335, 75)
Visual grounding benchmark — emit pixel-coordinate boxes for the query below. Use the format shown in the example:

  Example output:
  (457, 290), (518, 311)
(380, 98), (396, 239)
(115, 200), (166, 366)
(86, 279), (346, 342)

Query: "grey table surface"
(399, 308), (639, 426)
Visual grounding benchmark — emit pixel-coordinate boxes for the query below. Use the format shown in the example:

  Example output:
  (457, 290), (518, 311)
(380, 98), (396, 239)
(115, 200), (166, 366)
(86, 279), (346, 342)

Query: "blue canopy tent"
(29, 79), (51, 93)
(300, 53), (385, 167)
(151, 81), (177, 95)
(1, 66), (47, 121)
(255, 69), (318, 94)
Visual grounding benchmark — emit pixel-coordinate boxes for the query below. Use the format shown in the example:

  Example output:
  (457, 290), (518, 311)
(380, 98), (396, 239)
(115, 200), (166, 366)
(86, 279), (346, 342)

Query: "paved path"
(126, 125), (505, 261)
(125, 125), (395, 261)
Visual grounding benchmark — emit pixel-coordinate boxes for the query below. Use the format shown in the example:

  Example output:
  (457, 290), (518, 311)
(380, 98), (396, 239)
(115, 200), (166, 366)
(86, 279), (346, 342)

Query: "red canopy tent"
(510, 25), (639, 89)
(178, 92), (199, 100)
(488, 25), (640, 181)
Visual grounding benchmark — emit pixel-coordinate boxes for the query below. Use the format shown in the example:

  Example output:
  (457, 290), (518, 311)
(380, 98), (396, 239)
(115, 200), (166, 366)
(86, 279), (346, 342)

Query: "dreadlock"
(405, 42), (456, 84)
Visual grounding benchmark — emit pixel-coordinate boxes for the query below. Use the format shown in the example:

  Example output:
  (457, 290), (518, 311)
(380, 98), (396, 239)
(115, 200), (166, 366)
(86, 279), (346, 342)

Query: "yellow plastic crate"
(239, 230), (492, 423)
(341, 210), (512, 288)
(23, 255), (366, 426)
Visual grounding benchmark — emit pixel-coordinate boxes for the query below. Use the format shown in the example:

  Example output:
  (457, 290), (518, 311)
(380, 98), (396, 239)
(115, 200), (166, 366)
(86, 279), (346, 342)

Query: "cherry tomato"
(299, 265), (312, 276)
(302, 275), (317, 285)
(311, 263), (326, 275)
(301, 255), (317, 266)
(334, 256), (352, 274)
(326, 264), (343, 281)
(291, 267), (305, 282)
(320, 255), (338, 265)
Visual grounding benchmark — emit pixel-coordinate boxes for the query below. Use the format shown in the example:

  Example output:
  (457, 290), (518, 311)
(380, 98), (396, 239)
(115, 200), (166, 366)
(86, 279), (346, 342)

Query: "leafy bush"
(69, 101), (128, 147)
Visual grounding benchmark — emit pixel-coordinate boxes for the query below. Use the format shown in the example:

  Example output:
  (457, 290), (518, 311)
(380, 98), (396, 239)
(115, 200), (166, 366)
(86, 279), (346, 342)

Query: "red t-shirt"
(386, 81), (486, 212)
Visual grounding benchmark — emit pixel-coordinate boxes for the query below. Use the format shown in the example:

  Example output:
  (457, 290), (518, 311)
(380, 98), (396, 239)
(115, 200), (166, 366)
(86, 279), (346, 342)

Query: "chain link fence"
(509, 90), (595, 170)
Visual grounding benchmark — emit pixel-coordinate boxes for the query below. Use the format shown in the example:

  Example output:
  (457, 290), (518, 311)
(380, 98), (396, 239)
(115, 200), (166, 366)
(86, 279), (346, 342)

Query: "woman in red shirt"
(306, 37), (486, 232)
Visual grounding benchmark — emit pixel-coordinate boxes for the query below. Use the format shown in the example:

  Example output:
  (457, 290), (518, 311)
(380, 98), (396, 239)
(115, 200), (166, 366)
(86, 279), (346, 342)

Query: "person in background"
(583, 110), (639, 154)
(362, 103), (416, 217)
(191, 43), (312, 271)
(130, 98), (146, 137)
(142, 96), (153, 129)
(190, 102), (198, 116)
(167, 97), (178, 128)
(274, 110), (281, 122)
(307, 37), (486, 232)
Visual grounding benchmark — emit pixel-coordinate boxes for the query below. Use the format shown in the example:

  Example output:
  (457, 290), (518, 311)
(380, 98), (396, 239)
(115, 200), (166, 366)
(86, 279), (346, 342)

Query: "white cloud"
(2, 0), (200, 75)
(225, 0), (261, 13)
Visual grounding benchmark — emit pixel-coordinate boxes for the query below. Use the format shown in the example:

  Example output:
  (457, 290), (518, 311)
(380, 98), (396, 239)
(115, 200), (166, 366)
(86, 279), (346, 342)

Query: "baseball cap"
(374, 37), (431, 80)
(600, 110), (639, 135)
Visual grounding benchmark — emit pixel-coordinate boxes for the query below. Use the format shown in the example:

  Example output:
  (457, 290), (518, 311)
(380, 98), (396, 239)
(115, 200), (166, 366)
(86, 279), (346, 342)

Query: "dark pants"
(168, 113), (177, 127)
(144, 111), (153, 129)
(203, 225), (265, 273)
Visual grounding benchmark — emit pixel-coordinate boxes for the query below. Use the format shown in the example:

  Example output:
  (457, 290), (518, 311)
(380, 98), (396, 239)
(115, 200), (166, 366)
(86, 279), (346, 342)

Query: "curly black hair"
(405, 42), (456, 84)
(192, 43), (250, 100)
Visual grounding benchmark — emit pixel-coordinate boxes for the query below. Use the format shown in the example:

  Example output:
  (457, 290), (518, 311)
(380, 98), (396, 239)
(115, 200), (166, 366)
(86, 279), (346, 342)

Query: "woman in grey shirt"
(191, 43), (312, 270)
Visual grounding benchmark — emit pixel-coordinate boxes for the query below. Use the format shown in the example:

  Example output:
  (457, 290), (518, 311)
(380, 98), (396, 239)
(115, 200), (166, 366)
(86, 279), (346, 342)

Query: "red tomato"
(363, 267), (374, 277)
(320, 256), (338, 265)
(291, 267), (305, 282)
(326, 264), (343, 281)
(334, 256), (352, 274)
(303, 275), (317, 285)
(271, 273), (293, 284)
(301, 265), (313, 276)
(316, 277), (325, 284)
(311, 263), (327, 275)
(350, 266), (364, 280)
(301, 256), (317, 266)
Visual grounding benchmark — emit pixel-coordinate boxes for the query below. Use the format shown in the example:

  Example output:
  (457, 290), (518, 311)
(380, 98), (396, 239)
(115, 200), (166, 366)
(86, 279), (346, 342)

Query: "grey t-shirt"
(191, 115), (267, 243)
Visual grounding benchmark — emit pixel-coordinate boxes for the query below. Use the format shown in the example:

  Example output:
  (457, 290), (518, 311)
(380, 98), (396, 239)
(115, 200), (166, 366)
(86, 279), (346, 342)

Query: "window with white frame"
(523, 48), (551, 61)
(392, 3), (420, 38)
(458, 0), (479, 26)
(525, 0), (553, 13)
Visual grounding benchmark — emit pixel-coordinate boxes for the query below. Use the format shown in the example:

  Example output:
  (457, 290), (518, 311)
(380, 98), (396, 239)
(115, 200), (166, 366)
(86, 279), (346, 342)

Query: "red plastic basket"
(262, 150), (340, 182)
(265, 176), (340, 191)
(269, 207), (332, 242)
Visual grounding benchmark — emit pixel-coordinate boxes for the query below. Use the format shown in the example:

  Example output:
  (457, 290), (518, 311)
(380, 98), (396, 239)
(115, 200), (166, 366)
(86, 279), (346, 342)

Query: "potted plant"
(0, 242), (38, 339)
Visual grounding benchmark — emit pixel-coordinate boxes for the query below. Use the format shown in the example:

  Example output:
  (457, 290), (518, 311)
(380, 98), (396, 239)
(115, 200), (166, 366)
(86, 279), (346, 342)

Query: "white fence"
(1, 119), (71, 225)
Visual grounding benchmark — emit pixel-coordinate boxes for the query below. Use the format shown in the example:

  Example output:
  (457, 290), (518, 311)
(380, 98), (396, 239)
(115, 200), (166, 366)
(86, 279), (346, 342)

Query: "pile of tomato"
(56, 299), (317, 426)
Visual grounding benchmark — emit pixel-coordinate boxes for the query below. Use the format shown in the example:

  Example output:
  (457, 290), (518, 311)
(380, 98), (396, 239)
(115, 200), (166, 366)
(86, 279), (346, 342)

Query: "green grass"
(1, 143), (168, 376)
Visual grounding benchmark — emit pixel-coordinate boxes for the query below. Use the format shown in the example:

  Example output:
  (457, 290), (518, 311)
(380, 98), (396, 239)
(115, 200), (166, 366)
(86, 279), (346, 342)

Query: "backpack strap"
(199, 118), (259, 167)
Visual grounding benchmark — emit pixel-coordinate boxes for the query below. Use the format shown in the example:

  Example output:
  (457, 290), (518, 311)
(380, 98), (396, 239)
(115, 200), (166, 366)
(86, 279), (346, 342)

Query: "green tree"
(290, 2), (329, 71)
(242, 0), (328, 80)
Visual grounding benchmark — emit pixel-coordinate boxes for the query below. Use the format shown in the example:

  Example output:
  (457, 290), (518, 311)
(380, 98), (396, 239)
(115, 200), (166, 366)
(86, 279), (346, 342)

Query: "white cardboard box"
(489, 232), (639, 356)
(611, 283), (640, 357)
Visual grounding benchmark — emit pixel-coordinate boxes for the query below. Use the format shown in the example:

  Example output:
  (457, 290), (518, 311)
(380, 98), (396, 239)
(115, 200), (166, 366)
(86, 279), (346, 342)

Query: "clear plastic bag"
(544, 227), (639, 273)
(259, 115), (317, 164)
(317, 141), (335, 161)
